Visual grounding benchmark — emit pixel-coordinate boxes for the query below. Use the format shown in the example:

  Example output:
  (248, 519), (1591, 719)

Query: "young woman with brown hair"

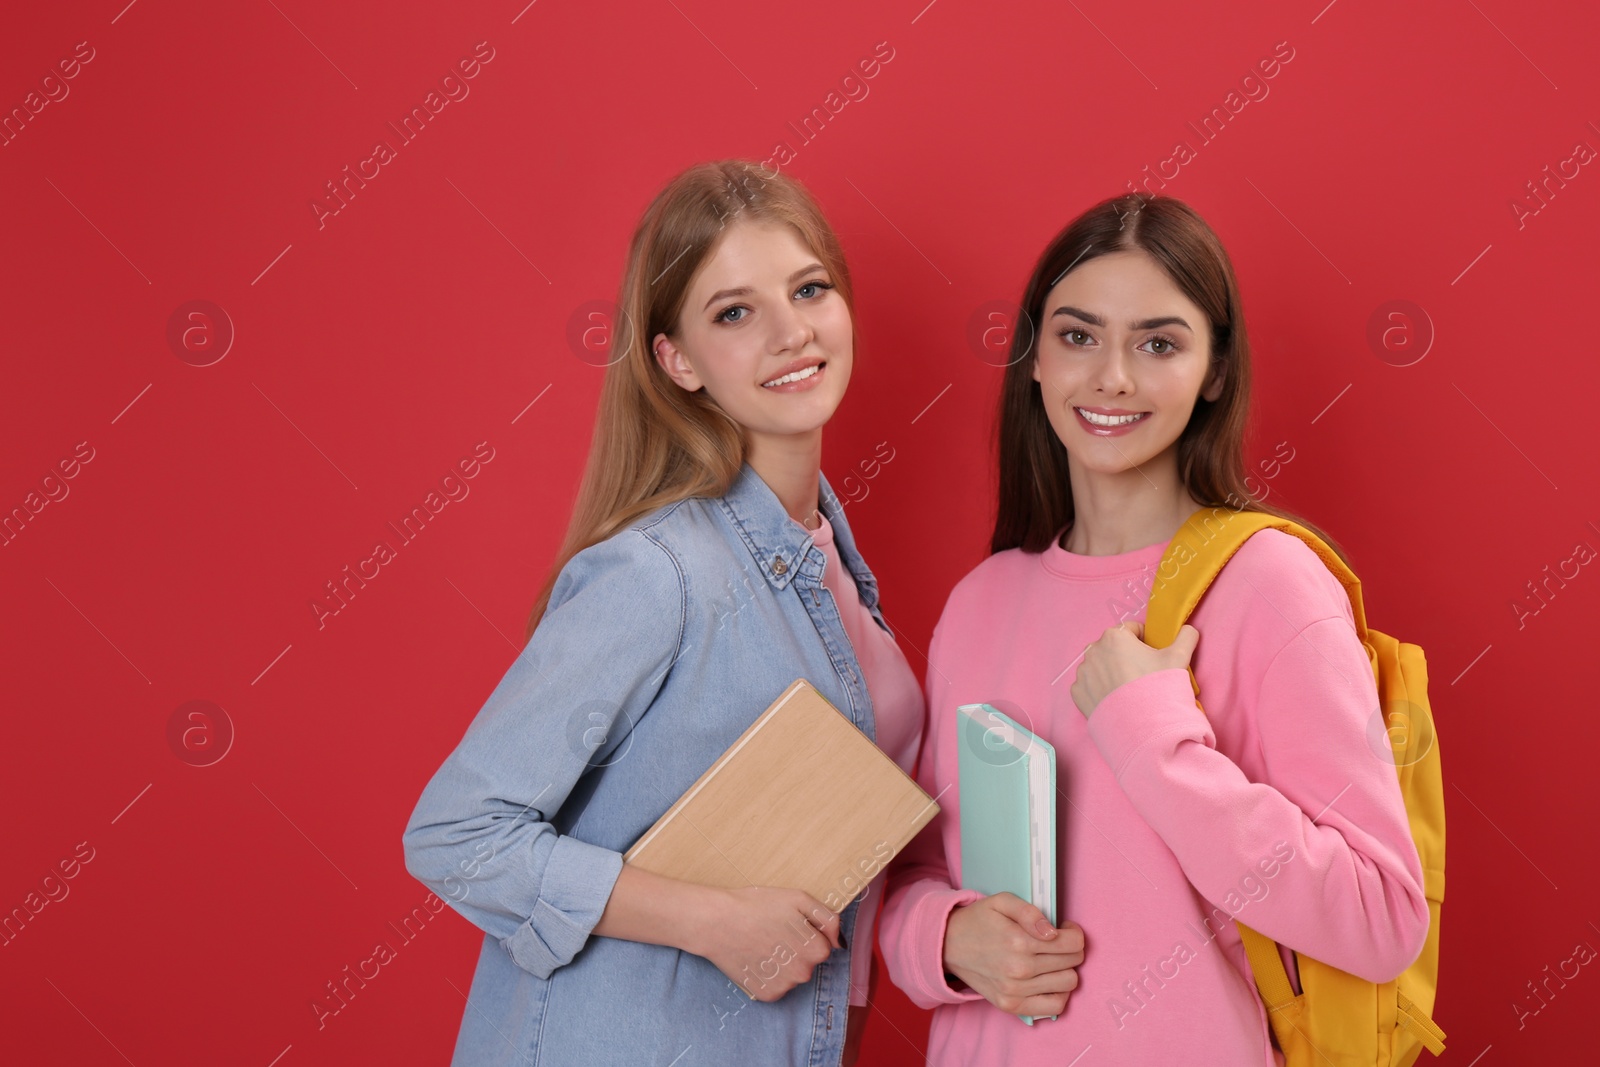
(878, 193), (1429, 1064)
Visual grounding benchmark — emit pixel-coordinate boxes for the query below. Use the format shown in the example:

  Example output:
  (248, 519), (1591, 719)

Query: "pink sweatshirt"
(797, 510), (924, 1007)
(877, 529), (1430, 1064)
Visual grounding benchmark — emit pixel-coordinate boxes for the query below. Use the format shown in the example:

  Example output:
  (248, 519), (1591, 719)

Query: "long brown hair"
(524, 160), (857, 642)
(992, 192), (1349, 565)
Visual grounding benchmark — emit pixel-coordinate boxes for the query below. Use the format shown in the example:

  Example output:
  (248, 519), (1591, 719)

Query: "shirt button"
(772, 556), (788, 575)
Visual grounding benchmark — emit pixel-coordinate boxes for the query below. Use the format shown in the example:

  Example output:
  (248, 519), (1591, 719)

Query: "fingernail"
(1035, 920), (1054, 938)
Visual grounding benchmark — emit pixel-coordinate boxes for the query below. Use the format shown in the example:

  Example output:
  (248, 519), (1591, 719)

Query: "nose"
(1092, 343), (1135, 395)
(770, 295), (814, 355)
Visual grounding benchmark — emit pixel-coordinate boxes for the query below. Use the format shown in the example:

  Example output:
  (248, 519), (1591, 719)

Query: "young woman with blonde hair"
(404, 160), (922, 1066)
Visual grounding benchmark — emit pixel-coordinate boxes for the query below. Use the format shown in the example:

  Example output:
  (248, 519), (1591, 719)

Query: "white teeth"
(763, 364), (821, 387)
(1076, 407), (1147, 427)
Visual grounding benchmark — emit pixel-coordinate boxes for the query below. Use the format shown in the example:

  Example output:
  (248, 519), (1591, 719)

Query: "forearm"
(1089, 664), (1429, 980)
(592, 863), (720, 956)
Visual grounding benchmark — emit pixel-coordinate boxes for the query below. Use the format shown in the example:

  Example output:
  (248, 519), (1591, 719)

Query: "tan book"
(623, 678), (940, 913)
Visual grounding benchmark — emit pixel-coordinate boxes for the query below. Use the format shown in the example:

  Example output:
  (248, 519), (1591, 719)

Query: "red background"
(3, 0), (1596, 1063)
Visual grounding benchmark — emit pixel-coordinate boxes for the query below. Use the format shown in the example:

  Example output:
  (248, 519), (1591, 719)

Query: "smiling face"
(652, 219), (853, 448)
(1031, 249), (1224, 481)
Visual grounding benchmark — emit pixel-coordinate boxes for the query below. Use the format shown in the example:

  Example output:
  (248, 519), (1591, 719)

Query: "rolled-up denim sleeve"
(402, 528), (685, 979)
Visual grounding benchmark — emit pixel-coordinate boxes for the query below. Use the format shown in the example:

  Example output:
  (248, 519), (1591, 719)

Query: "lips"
(1073, 406), (1149, 436)
(1075, 407), (1148, 426)
(762, 359), (826, 388)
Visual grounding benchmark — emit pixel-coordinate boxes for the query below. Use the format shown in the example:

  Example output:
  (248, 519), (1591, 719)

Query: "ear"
(1200, 358), (1226, 403)
(653, 333), (703, 392)
(1030, 354), (1041, 383)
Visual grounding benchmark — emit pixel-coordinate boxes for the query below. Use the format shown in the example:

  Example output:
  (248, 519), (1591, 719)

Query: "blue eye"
(713, 280), (834, 325)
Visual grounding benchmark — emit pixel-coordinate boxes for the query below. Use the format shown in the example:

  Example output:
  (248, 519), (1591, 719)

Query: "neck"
(746, 429), (823, 528)
(1062, 448), (1202, 555)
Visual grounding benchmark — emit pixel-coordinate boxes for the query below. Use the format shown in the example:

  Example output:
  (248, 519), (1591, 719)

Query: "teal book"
(956, 703), (1058, 1025)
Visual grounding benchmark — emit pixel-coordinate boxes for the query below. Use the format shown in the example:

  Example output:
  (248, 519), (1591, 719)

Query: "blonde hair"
(524, 161), (857, 641)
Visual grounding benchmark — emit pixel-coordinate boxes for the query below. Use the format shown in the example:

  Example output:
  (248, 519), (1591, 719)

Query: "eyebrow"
(703, 263), (828, 312)
(1049, 305), (1193, 332)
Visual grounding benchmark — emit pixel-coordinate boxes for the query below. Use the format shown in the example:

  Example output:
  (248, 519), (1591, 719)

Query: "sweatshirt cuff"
(1086, 668), (1214, 780)
(501, 835), (625, 979)
(892, 880), (990, 1009)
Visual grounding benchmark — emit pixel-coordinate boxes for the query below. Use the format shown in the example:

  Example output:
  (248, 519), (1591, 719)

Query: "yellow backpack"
(1142, 506), (1446, 1066)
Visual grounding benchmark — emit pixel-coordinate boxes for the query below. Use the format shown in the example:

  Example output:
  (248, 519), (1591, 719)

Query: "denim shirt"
(403, 461), (893, 1066)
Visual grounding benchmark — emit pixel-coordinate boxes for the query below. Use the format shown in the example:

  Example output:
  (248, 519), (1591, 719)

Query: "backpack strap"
(1142, 507), (1370, 693)
(1238, 921), (1302, 1051)
(1143, 507), (1366, 1046)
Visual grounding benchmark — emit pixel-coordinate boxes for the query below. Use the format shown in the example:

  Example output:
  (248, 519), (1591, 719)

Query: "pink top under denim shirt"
(790, 508), (924, 1008)
(876, 529), (1429, 1065)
